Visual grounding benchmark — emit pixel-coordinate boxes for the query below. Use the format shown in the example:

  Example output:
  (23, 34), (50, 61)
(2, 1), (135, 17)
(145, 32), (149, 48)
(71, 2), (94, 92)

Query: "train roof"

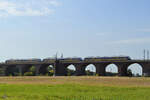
(59, 57), (82, 60)
(85, 56), (131, 59)
(43, 57), (56, 60)
(6, 58), (41, 61)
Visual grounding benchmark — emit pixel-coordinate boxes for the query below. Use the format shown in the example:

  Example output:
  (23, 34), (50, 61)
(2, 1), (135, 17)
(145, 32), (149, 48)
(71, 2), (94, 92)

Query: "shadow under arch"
(105, 63), (118, 76)
(22, 65), (36, 75)
(39, 64), (54, 76)
(66, 64), (76, 76)
(5, 65), (19, 76)
(127, 63), (143, 76)
(85, 64), (96, 76)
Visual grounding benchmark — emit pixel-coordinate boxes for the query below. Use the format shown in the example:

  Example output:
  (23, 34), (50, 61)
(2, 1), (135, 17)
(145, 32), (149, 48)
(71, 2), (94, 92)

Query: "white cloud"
(109, 37), (150, 45)
(0, 0), (60, 17)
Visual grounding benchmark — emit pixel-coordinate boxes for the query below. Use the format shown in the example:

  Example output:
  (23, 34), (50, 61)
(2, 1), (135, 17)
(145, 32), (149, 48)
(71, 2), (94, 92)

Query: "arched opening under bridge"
(67, 64), (76, 76)
(47, 65), (54, 76)
(5, 65), (19, 76)
(127, 63), (143, 77)
(85, 64), (96, 76)
(23, 65), (36, 76)
(105, 64), (118, 76)
(39, 65), (54, 76)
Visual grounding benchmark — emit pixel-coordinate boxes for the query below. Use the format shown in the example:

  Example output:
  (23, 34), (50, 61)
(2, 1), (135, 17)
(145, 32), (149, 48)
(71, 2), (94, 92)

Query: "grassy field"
(0, 76), (150, 100)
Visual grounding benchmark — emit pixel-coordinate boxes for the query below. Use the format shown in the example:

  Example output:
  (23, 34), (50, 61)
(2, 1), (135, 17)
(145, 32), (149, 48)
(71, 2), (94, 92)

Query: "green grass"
(0, 83), (149, 100)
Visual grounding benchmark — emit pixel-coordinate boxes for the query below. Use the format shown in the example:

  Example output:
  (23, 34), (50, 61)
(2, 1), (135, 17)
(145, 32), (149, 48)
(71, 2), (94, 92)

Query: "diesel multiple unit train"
(5, 59), (41, 64)
(84, 56), (131, 62)
(5, 56), (131, 63)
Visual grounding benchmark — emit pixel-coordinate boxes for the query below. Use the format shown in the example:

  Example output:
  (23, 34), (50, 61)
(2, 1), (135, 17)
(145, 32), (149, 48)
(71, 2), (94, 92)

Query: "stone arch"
(85, 64), (96, 76)
(105, 63), (118, 76)
(5, 65), (19, 76)
(127, 63), (143, 76)
(67, 64), (76, 71)
(39, 64), (54, 76)
(22, 65), (36, 76)
(47, 65), (54, 76)
(66, 64), (76, 76)
(0, 66), (6, 76)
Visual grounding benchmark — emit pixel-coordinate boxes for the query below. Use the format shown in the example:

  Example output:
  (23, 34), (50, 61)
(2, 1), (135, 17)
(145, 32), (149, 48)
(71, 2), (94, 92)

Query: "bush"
(49, 70), (54, 76)
(0, 68), (5, 76)
(14, 72), (21, 76)
(24, 72), (33, 76)
(67, 69), (75, 76)
(96, 74), (99, 76)
(127, 69), (133, 77)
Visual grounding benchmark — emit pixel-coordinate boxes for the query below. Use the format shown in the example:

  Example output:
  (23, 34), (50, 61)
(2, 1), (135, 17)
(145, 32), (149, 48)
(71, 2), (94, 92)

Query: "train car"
(59, 57), (82, 62)
(43, 58), (56, 62)
(84, 56), (131, 62)
(5, 59), (41, 63)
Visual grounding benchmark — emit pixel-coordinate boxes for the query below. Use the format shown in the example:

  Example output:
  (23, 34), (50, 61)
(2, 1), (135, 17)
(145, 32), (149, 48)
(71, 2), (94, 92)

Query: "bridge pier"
(16, 65), (30, 76)
(34, 65), (42, 76)
(55, 63), (66, 76)
(117, 63), (128, 76)
(75, 64), (86, 76)
(16, 65), (23, 76)
(96, 64), (107, 76)
(143, 63), (150, 76)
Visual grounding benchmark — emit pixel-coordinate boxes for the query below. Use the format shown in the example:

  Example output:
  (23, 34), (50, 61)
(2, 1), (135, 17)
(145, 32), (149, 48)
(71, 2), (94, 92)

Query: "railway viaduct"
(0, 60), (150, 76)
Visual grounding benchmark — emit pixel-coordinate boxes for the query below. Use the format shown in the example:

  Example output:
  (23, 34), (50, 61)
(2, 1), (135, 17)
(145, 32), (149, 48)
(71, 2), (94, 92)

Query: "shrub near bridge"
(24, 72), (34, 76)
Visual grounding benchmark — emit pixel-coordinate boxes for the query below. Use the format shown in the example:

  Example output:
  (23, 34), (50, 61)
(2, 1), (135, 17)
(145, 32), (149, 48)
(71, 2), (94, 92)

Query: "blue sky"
(0, 0), (150, 61)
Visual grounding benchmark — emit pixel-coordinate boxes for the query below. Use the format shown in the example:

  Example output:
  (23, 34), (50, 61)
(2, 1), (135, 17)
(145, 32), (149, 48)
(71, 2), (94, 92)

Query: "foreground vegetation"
(0, 76), (150, 100)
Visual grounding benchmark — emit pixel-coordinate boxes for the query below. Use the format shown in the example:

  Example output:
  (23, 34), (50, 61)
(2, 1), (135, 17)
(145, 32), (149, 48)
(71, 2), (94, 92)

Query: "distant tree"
(30, 66), (36, 72)
(0, 68), (5, 76)
(86, 70), (95, 76)
(96, 73), (100, 76)
(49, 70), (54, 76)
(47, 66), (54, 76)
(24, 72), (33, 76)
(23, 66), (36, 76)
(86, 70), (91, 76)
(127, 69), (132, 77)
(47, 66), (53, 71)
(135, 73), (141, 77)
(30, 66), (36, 75)
(67, 69), (75, 76)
